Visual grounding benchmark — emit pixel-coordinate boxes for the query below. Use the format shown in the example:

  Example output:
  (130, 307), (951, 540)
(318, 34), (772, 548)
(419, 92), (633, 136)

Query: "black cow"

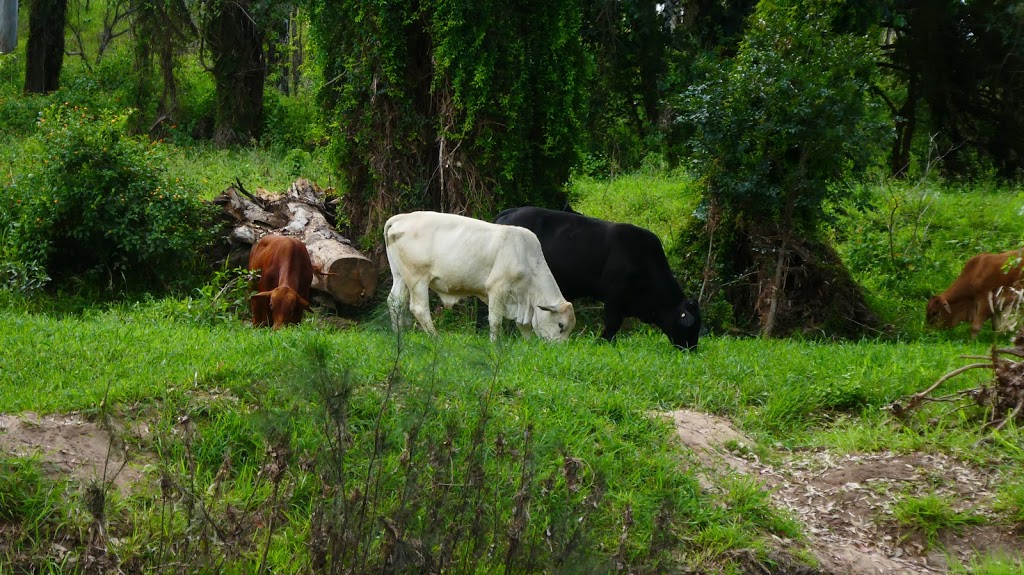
(494, 206), (701, 350)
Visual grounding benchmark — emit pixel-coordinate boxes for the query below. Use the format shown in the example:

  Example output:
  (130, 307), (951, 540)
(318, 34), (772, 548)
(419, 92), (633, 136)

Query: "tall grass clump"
(891, 493), (985, 547)
(0, 104), (216, 294)
(0, 457), (82, 570)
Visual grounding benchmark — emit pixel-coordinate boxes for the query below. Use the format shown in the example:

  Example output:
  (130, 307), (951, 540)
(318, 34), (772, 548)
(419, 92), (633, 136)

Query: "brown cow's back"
(248, 235), (314, 328)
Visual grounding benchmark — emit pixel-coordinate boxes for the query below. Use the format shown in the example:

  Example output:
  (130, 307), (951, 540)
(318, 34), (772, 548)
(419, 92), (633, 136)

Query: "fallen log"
(213, 178), (377, 306)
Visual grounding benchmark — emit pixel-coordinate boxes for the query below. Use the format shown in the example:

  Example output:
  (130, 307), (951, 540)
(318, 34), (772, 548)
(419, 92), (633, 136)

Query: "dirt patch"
(664, 409), (1023, 575)
(0, 412), (151, 491)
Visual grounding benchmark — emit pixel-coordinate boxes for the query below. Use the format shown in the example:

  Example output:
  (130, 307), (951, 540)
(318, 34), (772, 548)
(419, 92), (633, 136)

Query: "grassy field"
(2, 277), (1023, 572)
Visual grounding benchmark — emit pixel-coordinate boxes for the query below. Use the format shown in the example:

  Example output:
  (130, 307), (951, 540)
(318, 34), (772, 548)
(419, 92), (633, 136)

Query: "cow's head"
(926, 294), (977, 329)
(925, 292), (962, 329)
(926, 295), (953, 328)
(253, 286), (311, 329)
(533, 301), (576, 342)
(664, 298), (701, 351)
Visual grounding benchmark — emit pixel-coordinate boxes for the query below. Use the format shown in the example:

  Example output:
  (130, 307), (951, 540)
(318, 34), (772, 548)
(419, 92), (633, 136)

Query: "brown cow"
(249, 235), (313, 329)
(926, 248), (1024, 338)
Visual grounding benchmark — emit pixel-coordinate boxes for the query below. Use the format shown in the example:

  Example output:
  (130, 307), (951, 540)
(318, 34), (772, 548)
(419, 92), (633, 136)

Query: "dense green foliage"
(682, 0), (885, 227)
(0, 104), (214, 290)
(877, 0), (1024, 179)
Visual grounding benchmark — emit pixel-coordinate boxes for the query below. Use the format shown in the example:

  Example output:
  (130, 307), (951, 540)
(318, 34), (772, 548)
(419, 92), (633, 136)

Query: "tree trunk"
(890, 79), (918, 177)
(761, 183), (797, 337)
(206, 0), (266, 146)
(0, 0), (17, 54)
(214, 179), (378, 306)
(290, 9), (301, 96)
(25, 0), (66, 93)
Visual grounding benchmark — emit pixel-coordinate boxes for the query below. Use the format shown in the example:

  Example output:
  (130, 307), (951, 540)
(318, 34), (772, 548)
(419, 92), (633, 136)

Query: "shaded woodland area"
(2, 0), (1023, 336)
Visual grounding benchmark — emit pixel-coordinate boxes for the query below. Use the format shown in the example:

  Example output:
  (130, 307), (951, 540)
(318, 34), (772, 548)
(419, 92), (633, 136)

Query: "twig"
(995, 347), (1024, 359)
(902, 362), (992, 410)
(233, 177), (266, 208)
(990, 400), (1024, 433)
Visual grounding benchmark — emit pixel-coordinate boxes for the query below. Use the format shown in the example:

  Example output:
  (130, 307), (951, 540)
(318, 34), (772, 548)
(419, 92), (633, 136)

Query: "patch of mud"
(0, 412), (151, 491)
(663, 409), (1023, 575)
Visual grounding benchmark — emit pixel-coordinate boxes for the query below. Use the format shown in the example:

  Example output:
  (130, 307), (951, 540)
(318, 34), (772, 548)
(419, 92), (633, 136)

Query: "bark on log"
(213, 178), (377, 306)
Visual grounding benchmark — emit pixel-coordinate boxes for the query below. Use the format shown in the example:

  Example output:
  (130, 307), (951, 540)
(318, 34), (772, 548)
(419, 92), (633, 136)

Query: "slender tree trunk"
(207, 0), (266, 146)
(290, 9), (301, 96)
(0, 0), (17, 54)
(890, 79), (918, 177)
(25, 0), (67, 93)
(762, 185), (797, 337)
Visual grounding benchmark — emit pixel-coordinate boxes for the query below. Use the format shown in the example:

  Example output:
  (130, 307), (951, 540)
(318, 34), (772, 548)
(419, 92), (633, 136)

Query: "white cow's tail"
(383, 217), (396, 246)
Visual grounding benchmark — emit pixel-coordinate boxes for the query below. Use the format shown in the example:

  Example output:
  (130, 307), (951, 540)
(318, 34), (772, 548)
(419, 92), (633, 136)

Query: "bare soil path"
(665, 409), (1022, 574)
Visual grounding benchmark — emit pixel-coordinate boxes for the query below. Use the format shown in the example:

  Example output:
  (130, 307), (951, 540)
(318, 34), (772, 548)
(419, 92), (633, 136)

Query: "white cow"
(384, 211), (576, 341)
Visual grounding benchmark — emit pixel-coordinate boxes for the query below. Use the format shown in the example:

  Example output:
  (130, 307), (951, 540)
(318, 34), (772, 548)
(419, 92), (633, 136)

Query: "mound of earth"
(0, 412), (151, 491)
(664, 409), (1022, 575)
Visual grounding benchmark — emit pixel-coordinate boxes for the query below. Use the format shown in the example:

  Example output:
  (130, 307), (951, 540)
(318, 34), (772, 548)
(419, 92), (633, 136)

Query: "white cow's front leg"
(487, 301), (505, 342)
(408, 280), (438, 335)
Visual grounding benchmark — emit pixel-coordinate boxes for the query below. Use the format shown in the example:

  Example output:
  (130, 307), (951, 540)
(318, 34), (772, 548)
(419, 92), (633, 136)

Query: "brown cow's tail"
(311, 263), (329, 282)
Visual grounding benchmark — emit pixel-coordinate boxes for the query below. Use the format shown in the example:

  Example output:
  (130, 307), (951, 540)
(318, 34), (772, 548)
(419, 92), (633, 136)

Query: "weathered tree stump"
(213, 178), (377, 306)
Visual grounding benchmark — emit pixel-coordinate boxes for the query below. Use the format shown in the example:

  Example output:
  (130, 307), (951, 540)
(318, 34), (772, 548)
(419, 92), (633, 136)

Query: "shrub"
(3, 104), (216, 291)
(262, 90), (323, 152)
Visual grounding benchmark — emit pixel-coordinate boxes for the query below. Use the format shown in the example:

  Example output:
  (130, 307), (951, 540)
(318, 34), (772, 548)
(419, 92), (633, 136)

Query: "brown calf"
(249, 235), (313, 329)
(926, 248), (1024, 338)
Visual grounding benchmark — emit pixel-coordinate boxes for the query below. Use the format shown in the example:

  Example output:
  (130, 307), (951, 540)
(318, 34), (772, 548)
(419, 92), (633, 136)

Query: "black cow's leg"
(601, 303), (624, 341)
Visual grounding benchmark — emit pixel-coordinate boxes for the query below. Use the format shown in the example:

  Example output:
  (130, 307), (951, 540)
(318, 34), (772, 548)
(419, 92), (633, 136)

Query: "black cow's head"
(663, 298), (701, 351)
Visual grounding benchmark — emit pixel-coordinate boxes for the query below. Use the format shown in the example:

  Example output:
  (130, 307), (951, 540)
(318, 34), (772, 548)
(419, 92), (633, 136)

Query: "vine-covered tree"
(680, 0), (886, 336)
(307, 0), (589, 238)
(25, 0), (66, 93)
(131, 0), (196, 126)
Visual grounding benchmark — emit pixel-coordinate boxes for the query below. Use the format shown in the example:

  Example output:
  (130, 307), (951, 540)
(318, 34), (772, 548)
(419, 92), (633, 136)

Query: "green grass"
(0, 299), (1012, 571)
(995, 481), (1024, 527)
(161, 140), (338, 200)
(570, 168), (700, 248)
(892, 493), (987, 547)
(949, 554), (1024, 575)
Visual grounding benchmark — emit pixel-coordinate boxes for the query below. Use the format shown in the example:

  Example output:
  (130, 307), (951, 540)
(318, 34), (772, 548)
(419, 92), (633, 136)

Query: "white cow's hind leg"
(387, 271), (411, 332)
(409, 280), (438, 335)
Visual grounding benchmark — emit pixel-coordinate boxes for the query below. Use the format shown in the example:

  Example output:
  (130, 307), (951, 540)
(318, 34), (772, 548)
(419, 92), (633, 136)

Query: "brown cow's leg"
(970, 299), (989, 340)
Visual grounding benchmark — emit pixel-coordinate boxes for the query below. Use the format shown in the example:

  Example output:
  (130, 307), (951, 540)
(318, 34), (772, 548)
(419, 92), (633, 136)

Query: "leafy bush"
(2, 104), (215, 291)
(262, 90), (323, 152)
(131, 266), (258, 326)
